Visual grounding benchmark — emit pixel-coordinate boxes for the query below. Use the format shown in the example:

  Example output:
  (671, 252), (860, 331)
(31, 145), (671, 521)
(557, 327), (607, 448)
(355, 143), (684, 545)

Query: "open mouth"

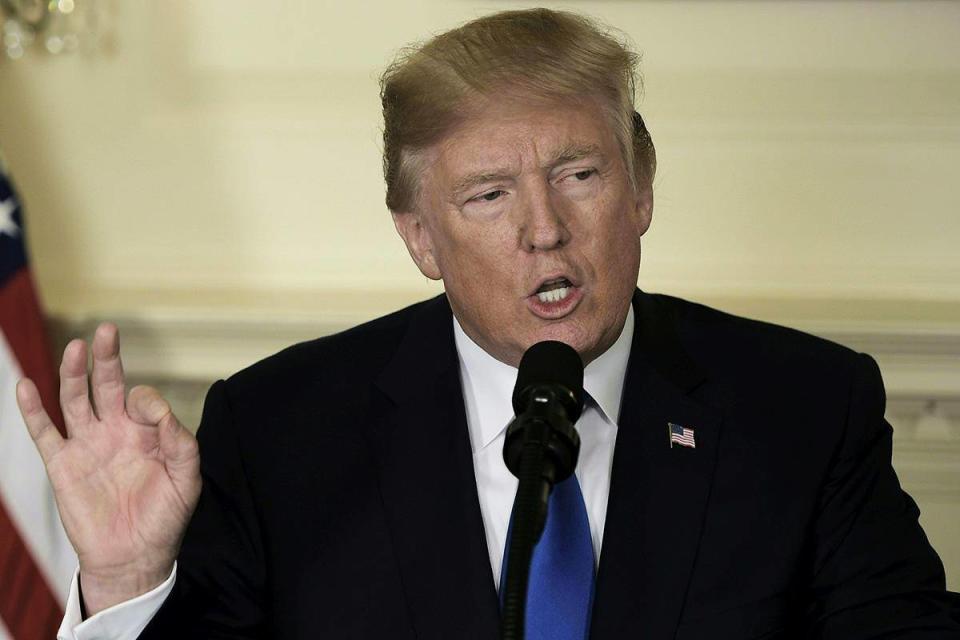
(535, 277), (574, 304)
(527, 275), (583, 319)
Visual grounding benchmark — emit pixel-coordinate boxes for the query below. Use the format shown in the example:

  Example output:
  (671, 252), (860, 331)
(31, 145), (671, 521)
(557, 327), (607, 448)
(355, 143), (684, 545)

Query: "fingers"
(16, 378), (66, 464)
(59, 338), (93, 428)
(90, 323), (126, 419)
(126, 385), (172, 426)
(128, 385), (199, 469)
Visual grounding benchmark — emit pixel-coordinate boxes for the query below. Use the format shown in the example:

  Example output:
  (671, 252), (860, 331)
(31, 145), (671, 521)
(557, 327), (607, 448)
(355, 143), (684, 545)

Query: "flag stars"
(0, 198), (20, 239)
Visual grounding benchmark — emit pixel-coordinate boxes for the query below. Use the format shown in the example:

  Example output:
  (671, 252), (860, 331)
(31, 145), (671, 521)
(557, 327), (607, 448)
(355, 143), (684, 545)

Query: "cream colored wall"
(1, 1), (958, 320)
(1, 1), (958, 591)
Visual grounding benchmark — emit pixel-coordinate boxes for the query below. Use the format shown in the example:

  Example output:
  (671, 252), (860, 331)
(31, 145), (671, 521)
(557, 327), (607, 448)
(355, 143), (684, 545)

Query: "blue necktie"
(500, 465), (596, 639)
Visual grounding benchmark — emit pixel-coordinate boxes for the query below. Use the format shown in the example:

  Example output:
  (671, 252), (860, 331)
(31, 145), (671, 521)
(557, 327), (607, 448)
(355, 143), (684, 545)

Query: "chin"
(526, 322), (593, 356)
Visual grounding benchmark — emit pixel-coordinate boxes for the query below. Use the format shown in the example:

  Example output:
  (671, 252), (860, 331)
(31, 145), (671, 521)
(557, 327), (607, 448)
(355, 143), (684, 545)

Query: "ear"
(634, 182), (654, 237)
(392, 210), (442, 280)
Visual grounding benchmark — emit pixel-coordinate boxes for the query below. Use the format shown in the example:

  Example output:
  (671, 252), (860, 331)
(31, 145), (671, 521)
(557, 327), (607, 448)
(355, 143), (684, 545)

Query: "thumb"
(155, 400), (201, 509)
(157, 409), (199, 472)
(127, 385), (200, 480)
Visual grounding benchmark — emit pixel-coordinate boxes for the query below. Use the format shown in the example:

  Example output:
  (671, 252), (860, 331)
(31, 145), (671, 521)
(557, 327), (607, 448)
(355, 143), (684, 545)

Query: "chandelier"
(1, 0), (107, 59)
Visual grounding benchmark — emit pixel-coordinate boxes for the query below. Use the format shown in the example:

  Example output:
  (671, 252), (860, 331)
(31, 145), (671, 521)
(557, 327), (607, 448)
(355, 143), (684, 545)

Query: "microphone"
(503, 341), (584, 483)
(501, 341), (584, 640)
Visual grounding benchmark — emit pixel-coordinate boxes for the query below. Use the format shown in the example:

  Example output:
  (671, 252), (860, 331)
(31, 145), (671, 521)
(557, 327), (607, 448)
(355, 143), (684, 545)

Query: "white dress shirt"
(455, 307), (633, 586)
(58, 306), (634, 639)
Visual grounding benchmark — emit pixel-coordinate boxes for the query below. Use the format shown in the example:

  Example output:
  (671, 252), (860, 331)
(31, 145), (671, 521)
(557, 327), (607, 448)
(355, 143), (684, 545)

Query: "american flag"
(669, 422), (696, 449)
(0, 162), (75, 639)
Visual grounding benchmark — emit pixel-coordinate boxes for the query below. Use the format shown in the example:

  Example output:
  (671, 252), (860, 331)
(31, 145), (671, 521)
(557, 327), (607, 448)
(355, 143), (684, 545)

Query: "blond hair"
(380, 8), (655, 213)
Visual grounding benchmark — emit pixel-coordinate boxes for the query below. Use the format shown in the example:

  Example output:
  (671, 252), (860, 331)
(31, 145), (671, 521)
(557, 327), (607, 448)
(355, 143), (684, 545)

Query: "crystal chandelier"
(1, 0), (107, 59)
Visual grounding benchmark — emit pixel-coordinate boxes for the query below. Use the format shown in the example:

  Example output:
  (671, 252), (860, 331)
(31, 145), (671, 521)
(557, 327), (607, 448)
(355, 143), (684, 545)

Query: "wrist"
(79, 563), (173, 616)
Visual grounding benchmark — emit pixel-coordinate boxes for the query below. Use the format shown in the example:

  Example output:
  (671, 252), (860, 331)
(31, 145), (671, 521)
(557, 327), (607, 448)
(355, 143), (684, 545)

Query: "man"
(17, 8), (960, 639)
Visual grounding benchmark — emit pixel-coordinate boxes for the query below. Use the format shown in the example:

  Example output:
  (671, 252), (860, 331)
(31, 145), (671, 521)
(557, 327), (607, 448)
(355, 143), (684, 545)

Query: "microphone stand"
(500, 387), (579, 640)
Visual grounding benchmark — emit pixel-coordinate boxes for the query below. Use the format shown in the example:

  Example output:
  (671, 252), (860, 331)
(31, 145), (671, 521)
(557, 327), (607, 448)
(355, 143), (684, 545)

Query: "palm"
(16, 323), (200, 595)
(46, 409), (195, 571)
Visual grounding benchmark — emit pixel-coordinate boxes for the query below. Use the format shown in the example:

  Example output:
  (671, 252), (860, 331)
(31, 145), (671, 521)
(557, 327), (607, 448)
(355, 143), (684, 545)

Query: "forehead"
(426, 99), (620, 187)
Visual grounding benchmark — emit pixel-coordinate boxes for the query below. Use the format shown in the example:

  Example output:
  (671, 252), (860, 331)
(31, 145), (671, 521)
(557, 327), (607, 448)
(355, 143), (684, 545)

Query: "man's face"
(393, 98), (653, 367)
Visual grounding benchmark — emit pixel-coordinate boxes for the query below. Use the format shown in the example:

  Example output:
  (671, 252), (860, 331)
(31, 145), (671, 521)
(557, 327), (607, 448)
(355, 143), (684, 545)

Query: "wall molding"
(46, 293), (960, 501)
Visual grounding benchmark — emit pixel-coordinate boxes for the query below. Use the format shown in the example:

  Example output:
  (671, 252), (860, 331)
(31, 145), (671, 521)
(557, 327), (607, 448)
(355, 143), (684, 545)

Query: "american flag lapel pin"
(668, 422), (696, 449)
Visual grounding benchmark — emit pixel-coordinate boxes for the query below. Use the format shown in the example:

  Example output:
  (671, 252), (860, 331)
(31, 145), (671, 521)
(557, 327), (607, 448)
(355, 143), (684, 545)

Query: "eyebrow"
(550, 142), (603, 167)
(451, 171), (514, 197)
(450, 142), (604, 197)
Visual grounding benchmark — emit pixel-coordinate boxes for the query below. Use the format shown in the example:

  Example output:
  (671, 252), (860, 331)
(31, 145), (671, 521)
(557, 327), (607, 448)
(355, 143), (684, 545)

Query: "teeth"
(537, 286), (570, 304)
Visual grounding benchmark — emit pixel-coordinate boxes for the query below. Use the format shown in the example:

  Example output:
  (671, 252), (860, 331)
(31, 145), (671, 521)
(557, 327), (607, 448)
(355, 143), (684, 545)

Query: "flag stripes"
(0, 269), (66, 437)
(668, 422), (696, 449)
(0, 502), (62, 639)
(0, 165), (75, 639)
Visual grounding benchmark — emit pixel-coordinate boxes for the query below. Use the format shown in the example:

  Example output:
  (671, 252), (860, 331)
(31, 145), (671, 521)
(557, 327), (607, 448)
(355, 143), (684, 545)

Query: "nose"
(518, 182), (570, 252)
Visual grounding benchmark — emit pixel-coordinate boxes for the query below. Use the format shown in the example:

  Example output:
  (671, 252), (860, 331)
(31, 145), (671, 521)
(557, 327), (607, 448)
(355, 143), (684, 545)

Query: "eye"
(472, 189), (506, 203)
(554, 167), (600, 200)
(556, 168), (599, 190)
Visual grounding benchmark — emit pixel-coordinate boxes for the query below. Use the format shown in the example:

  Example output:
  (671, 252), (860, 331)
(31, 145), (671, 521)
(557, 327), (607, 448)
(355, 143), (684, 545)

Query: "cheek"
(436, 219), (515, 271)
(431, 223), (520, 309)
(586, 200), (641, 255)
(582, 211), (642, 293)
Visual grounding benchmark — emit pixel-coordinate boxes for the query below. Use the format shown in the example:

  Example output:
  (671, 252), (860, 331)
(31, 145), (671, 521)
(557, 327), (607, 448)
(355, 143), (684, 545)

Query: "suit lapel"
(367, 291), (720, 639)
(370, 296), (500, 640)
(591, 291), (722, 639)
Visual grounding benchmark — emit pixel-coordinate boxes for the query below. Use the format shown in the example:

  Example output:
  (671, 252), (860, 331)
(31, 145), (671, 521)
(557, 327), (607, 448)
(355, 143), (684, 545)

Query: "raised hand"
(15, 322), (201, 615)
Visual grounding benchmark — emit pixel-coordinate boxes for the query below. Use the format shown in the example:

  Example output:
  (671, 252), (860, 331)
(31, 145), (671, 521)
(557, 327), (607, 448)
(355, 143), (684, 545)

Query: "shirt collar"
(584, 303), (634, 425)
(453, 304), (635, 452)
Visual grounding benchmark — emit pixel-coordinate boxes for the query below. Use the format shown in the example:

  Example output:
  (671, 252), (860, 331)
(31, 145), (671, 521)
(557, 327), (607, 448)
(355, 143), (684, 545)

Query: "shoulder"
(653, 292), (867, 374)
(644, 293), (888, 477)
(643, 293), (881, 412)
(220, 294), (447, 407)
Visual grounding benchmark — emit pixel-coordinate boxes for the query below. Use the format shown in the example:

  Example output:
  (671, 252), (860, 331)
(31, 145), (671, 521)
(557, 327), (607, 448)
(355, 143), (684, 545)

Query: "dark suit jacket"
(140, 290), (960, 639)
